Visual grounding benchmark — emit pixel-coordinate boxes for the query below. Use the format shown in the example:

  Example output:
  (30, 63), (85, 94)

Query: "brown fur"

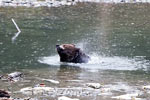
(56, 44), (90, 63)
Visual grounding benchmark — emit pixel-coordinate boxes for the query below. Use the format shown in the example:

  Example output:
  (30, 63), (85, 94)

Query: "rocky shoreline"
(1, 72), (150, 100)
(0, 0), (150, 7)
(0, 0), (75, 7)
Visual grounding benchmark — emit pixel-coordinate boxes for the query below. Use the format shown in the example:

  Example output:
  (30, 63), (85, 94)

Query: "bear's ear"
(71, 44), (75, 47)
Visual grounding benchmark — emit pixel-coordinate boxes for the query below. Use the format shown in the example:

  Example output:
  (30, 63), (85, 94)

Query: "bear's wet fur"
(56, 44), (90, 63)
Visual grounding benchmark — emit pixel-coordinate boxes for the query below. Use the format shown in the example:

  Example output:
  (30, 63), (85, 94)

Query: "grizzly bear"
(56, 44), (90, 63)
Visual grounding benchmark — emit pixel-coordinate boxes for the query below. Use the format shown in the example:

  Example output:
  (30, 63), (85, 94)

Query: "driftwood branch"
(11, 18), (21, 42)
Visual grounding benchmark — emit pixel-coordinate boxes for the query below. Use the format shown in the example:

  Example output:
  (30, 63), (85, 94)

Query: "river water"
(0, 3), (150, 100)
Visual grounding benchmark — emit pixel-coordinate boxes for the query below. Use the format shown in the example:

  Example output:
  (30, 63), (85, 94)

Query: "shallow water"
(0, 3), (150, 100)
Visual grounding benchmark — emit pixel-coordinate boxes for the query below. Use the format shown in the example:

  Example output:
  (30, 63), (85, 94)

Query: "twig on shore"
(11, 18), (21, 43)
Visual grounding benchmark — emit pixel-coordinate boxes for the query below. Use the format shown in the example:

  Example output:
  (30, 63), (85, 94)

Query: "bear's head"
(56, 44), (80, 62)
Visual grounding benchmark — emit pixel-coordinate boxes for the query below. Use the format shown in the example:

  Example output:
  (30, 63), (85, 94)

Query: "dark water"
(0, 3), (150, 100)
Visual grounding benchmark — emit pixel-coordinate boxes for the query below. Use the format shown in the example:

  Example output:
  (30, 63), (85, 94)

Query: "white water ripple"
(38, 54), (149, 71)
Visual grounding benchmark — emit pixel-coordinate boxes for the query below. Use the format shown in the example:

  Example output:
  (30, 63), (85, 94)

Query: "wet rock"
(86, 83), (101, 89)
(0, 0), (76, 7)
(0, 90), (10, 98)
(67, 80), (83, 82)
(20, 87), (101, 97)
(142, 85), (150, 94)
(0, 75), (4, 79)
(111, 93), (141, 100)
(36, 77), (59, 84)
(20, 87), (54, 95)
(7, 72), (23, 82)
(8, 72), (22, 79)
(0, 0), (147, 7)
(98, 88), (111, 96)
(0, 98), (13, 100)
(142, 85), (150, 90)
(58, 96), (79, 100)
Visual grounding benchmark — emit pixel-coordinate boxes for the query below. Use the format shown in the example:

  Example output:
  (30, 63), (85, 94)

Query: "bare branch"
(11, 18), (21, 43)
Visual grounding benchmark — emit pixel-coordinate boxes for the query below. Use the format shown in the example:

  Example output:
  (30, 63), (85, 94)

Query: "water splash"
(38, 54), (149, 71)
(38, 55), (60, 66)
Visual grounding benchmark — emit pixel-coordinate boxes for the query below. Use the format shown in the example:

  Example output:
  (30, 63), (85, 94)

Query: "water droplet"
(0, 42), (3, 45)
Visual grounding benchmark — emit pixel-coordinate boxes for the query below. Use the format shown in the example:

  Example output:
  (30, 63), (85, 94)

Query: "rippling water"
(0, 3), (150, 100)
(39, 54), (149, 71)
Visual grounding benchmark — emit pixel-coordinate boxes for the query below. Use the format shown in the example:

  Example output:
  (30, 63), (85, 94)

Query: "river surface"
(0, 3), (150, 100)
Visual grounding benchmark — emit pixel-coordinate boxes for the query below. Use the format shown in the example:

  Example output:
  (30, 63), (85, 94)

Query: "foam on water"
(38, 54), (149, 71)
(39, 55), (61, 66)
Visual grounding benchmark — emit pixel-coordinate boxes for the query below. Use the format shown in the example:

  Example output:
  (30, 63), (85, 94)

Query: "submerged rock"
(86, 83), (101, 89)
(58, 96), (79, 100)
